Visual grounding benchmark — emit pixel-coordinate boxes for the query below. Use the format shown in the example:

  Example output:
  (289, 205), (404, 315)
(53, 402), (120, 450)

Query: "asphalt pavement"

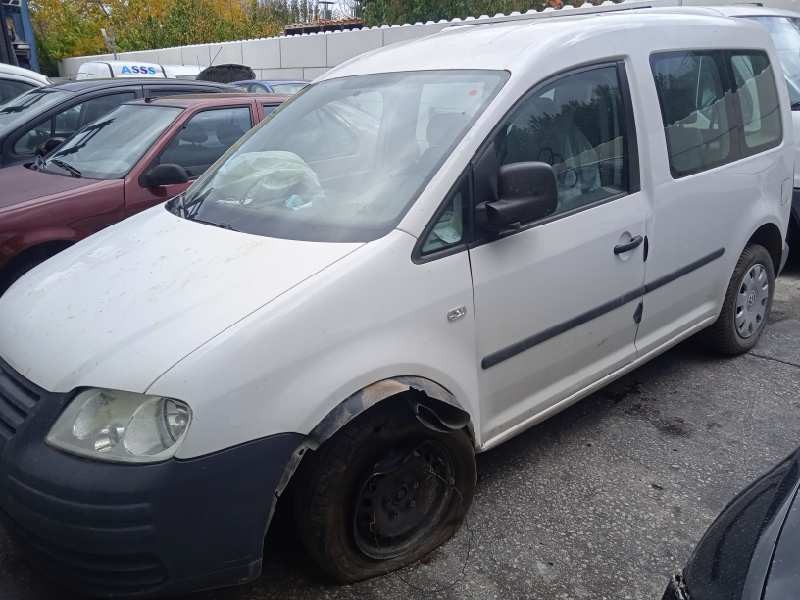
(1, 258), (799, 600)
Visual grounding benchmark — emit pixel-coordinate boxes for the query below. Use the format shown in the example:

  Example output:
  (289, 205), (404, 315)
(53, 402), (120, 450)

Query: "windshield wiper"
(190, 217), (240, 232)
(181, 187), (214, 218)
(48, 158), (81, 178)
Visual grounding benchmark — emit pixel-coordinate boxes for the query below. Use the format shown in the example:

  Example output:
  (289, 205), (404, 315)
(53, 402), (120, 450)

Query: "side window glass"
(421, 176), (467, 255)
(155, 106), (252, 178)
(731, 52), (781, 154)
(651, 52), (733, 177)
(496, 65), (631, 216)
(13, 120), (54, 155)
(262, 104), (278, 116)
(77, 93), (136, 128)
(13, 92), (135, 156)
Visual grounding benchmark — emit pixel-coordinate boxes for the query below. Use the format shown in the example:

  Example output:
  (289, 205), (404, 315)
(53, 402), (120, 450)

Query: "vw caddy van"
(0, 6), (793, 597)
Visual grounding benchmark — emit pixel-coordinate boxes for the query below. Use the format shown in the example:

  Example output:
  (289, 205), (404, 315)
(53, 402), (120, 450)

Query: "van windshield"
(174, 70), (508, 242)
(744, 16), (800, 107)
(42, 104), (183, 179)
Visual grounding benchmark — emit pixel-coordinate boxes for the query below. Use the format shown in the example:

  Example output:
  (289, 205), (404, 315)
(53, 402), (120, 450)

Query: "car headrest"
(181, 127), (208, 144)
(216, 121), (246, 147)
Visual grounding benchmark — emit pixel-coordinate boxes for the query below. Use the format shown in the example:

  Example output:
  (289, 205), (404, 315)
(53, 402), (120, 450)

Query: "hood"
(682, 450), (800, 600)
(764, 484), (800, 600)
(0, 164), (105, 211)
(0, 206), (362, 393)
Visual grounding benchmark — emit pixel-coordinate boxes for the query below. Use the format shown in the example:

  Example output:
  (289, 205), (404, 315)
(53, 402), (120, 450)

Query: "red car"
(0, 93), (286, 290)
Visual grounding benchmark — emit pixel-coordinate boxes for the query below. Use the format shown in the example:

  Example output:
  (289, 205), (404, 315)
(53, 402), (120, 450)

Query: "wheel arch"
(308, 376), (475, 448)
(273, 376), (476, 496)
(746, 222), (783, 274)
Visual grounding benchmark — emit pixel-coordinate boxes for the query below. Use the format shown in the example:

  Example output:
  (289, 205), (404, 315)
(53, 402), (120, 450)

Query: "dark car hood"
(0, 164), (102, 210)
(681, 451), (800, 600)
(763, 481), (800, 599)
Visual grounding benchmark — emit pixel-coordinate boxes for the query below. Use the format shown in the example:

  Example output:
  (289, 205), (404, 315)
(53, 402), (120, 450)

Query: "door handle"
(614, 235), (644, 255)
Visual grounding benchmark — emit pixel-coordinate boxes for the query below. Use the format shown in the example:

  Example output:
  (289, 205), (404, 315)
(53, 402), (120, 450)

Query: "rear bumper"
(0, 358), (304, 597)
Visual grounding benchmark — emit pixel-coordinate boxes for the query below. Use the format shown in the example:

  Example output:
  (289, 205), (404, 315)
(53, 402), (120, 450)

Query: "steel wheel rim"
(734, 262), (770, 340)
(353, 440), (456, 560)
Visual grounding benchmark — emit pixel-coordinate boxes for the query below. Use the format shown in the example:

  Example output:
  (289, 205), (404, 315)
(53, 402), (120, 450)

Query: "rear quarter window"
(651, 51), (734, 177)
(730, 51), (782, 154)
(651, 49), (782, 179)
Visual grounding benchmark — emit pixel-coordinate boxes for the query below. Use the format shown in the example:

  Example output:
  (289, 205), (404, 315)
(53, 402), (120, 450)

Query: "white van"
(75, 60), (167, 79)
(0, 7), (792, 597)
(75, 60), (204, 80)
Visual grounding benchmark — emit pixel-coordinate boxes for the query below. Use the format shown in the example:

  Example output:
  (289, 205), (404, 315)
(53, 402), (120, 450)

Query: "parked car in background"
(75, 60), (204, 80)
(0, 78), (234, 167)
(664, 448), (800, 600)
(0, 63), (49, 104)
(0, 93), (284, 290)
(0, 7), (792, 597)
(232, 79), (309, 94)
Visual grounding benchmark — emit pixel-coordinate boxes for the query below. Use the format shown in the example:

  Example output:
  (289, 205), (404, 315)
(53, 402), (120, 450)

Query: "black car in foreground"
(0, 78), (234, 167)
(664, 449), (800, 600)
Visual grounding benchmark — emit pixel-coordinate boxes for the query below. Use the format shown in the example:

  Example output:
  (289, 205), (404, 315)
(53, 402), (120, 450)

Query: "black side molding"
(481, 248), (725, 370)
(643, 247), (724, 295)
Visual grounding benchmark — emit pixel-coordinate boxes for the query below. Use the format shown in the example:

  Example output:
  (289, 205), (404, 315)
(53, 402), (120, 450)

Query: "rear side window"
(651, 52), (734, 177)
(730, 52), (781, 153)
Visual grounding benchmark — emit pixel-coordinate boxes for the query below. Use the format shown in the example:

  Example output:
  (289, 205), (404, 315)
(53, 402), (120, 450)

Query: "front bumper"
(0, 358), (304, 597)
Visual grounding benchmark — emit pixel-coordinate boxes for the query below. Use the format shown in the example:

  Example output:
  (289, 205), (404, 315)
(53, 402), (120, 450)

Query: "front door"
(469, 63), (647, 445)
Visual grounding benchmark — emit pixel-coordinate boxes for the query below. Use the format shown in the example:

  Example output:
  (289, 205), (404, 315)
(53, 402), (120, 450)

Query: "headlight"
(46, 388), (191, 463)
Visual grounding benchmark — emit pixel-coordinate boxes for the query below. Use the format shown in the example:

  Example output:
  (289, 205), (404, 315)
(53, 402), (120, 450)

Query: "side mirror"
(36, 137), (66, 157)
(478, 162), (558, 233)
(140, 163), (189, 188)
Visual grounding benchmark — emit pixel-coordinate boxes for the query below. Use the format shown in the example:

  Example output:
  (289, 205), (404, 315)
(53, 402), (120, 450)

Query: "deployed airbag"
(213, 151), (326, 210)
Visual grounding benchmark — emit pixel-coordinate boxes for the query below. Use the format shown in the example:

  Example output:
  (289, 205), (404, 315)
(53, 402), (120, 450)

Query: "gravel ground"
(1, 259), (799, 600)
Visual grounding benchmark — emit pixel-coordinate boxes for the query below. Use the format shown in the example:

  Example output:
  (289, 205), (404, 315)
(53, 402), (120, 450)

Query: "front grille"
(0, 361), (41, 444)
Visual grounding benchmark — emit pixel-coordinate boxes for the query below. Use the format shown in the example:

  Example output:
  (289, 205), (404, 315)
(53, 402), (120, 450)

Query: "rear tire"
(704, 244), (774, 355)
(293, 401), (475, 583)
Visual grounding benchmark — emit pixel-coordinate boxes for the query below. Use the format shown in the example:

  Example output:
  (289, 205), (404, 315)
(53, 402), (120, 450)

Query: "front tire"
(293, 401), (475, 583)
(705, 243), (775, 355)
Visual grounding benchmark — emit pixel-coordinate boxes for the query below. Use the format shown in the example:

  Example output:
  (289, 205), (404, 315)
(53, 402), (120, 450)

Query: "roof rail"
(443, 0), (686, 28)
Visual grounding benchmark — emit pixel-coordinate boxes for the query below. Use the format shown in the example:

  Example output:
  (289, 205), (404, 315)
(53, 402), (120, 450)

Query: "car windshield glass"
(745, 16), (800, 106)
(44, 104), (182, 179)
(175, 70), (508, 242)
(0, 88), (73, 131)
(270, 82), (307, 95)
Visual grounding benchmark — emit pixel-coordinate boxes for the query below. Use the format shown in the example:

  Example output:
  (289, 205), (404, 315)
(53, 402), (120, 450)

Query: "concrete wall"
(59, 0), (800, 78)
(58, 20), (453, 78)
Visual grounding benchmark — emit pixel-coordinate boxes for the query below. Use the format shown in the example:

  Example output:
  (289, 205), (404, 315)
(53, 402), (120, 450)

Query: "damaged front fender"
(309, 376), (472, 447)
